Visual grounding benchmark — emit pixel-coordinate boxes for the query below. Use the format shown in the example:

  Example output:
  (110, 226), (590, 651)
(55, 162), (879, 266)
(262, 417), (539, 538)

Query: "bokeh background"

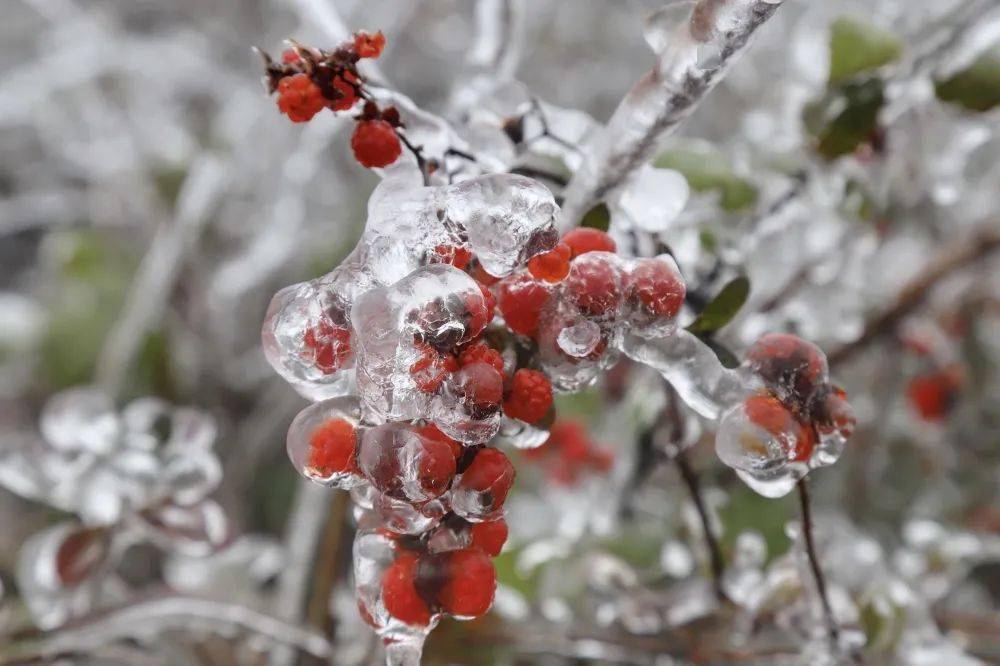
(2, 0), (1000, 664)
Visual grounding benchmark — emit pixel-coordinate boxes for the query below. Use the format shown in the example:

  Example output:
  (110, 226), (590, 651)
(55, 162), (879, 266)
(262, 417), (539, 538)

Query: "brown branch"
(306, 491), (351, 635)
(796, 478), (839, 644)
(675, 450), (728, 602)
(828, 226), (1000, 368)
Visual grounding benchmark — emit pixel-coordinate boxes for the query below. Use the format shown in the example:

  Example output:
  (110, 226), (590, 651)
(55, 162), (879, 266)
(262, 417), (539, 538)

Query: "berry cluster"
(716, 333), (856, 497)
(262, 31), (405, 169)
(900, 327), (964, 422)
(520, 419), (614, 485)
(287, 397), (510, 631)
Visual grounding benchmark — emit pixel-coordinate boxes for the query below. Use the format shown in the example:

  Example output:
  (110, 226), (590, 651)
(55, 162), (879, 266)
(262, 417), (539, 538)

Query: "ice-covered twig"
(559, 0), (783, 229)
(1, 593), (332, 660)
(827, 225), (1000, 368)
(95, 155), (228, 397)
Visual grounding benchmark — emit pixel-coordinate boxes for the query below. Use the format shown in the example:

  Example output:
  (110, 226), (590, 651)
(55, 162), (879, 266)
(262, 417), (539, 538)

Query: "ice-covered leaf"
(805, 78), (885, 160)
(686, 277), (750, 335)
(829, 17), (902, 84)
(654, 146), (758, 212)
(579, 202), (611, 232)
(936, 46), (1000, 112)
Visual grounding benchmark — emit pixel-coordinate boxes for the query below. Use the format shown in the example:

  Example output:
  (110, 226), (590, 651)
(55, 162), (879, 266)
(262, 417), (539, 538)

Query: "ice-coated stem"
(385, 640), (424, 666)
(674, 450), (727, 602)
(558, 0), (783, 229)
(796, 478), (839, 644)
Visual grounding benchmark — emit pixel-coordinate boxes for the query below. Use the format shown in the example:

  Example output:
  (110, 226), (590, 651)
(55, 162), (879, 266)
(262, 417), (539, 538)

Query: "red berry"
(745, 333), (828, 410)
(410, 343), (459, 393)
(276, 73), (326, 123)
(453, 362), (504, 415)
(562, 228), (616, 258)
(503, 369), (553, 424)
(907, 367), (962, 421)
(457, 448), (515, 510)
(565, 255), (621, 317)
(307, 418), (358, 475)
(414, 432), (457, 497)
(435, 549), (496, 618)
(549, 421), (591, 464)
(382, 552), (431, 626)
(459, 343), (505, 377)
(527, 242), (572, 283)
(281, 48), (301, 64)
(351, 119), (402, 168)
(354, 30), (386, 59)
(470, 518), (508, 556)
(814, 386), (856, 439)
(303, 321), (352, 374)
(329, 75), (357, 112)
(415, 423), (463, 462)
(627, 258), (686, 318)
(498, 274), (550, 337)
(462, 293), (490, 343)
(744, 394), (814, 462)
(432, 244), (472, 269)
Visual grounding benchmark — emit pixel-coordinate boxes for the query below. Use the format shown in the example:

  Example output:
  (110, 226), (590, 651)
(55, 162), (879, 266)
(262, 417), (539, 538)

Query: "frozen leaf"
(579, 202), (611, 232)
(828, 17), (902, 84)
(686, 277), (750, 335)
(805, 78), (885, 160)
(936, 46), (1000, 112)
(654, 146), (758, 212)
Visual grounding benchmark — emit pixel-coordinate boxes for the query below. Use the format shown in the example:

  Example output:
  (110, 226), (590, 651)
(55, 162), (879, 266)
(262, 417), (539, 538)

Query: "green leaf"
(829, 16), (902, 84)
(579, 202), (610, 231)
(686, 277), (750, 336)
(654, 147), (758, 212)
(705, 338), (740, 369)
(805, 78), (885, 160)
(936, 46), (1000, 112)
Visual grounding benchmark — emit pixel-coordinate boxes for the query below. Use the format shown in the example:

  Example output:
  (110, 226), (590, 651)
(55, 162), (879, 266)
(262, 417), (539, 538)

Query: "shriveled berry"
(627, 258), (686, 318)
(307, 418), (357, 475)
(813, 386), (856, 439)
(277, 73), (326, 123)
(503, 369), (553, 424)
(354, 30), (386, 59)
(527, 242), (572, 283)
(303, 321), (352, 374)
(565, 254), (622, 317)
(457, 448), (515, 510)
(562, 228), (616, 258)
(329, 75), (357, 112)
(351, 119), (402, 168)
(459, 343), (505, 377)
(745, 333), (829, 411)
(382, 552), (431, 626)
(435, 549), (496, 618)
(470, 518), (508, 556)
(498, 274), (550, 337)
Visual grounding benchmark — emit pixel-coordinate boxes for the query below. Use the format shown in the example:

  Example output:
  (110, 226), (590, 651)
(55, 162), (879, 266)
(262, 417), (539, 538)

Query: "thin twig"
(674, 450), (727, 602)
(796, 478), (839, 644)
(827, 226), (1000, 367)
(306, 491), (351, 635)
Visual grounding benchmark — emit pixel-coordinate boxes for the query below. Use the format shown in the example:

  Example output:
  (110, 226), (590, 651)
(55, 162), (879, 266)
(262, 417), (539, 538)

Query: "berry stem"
(674, 449), (727, 603)
(393, 129), (431, 186)
(796, 477), (840, 645)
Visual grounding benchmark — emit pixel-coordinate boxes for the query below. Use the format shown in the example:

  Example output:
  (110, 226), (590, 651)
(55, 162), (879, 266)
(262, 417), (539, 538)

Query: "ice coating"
(351, 264), (486, 424)
(262, 172), (558, 403)
(286, 396), (364, 489)
(621, 329), (758, 420)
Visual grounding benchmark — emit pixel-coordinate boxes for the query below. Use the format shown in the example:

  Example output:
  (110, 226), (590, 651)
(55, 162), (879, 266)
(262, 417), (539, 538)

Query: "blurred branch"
(559, 0), (783, 228)
(828, 225), (1000, 368)
(95, 156), (227, 397)
(1, 593), (331, 662)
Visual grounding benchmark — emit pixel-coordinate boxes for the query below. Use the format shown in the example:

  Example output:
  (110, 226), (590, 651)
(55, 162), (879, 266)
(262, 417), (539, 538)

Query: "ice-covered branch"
(559, 0), (783, 229)
(1, 594), (332, 661)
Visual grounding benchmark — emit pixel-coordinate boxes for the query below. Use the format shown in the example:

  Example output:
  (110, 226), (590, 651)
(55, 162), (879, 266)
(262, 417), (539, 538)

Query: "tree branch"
(827, 226), (1000, 368)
